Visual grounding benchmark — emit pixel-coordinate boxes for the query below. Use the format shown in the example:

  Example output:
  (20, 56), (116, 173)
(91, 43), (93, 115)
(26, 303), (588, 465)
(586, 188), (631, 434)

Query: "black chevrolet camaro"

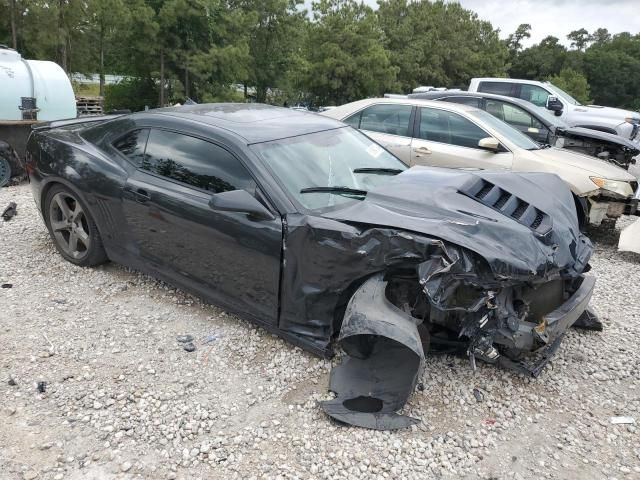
(26, 104), (597, 430)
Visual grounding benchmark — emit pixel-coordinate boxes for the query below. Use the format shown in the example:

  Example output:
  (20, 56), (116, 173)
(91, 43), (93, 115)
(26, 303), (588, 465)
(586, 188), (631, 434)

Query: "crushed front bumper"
(323, 273), (596, 430)
(492, 274), (595, 377)
(542, 275), (596, 341)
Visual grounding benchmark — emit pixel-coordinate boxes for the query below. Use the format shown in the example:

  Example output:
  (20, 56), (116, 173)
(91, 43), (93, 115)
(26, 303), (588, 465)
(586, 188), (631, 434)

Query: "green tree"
(87, 0), (130, 96)
(567, 28), (591, 51)
(547, 68), (591, 104)
(590, 28), (611, 46)
(302, 0), (397, 105)
(507, 23), (531, 55)
(509, 36), (567, 79)
(582, 32), (640, 108)
(377, 0), (508, 92)
(235, 0), (307, 103)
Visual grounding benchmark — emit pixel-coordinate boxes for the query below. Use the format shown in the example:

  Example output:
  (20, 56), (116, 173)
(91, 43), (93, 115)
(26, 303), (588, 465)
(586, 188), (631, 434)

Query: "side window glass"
(519, 85), (550, 107)
(112, 129), (149, 166)
(444, 96), (481, 108)
(485, 100), (506, 122)
(343, 111), (361, 129)
(419, 108), (489, 149)
(477, 81), (514, 96)
(358, 104), (412, 137)
(143, 130), (256, 194)
(502, 103), (544, 129)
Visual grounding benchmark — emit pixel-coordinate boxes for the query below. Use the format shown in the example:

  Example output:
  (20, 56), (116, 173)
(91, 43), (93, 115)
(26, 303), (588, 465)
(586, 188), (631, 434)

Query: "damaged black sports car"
(26, 104), (597, 430)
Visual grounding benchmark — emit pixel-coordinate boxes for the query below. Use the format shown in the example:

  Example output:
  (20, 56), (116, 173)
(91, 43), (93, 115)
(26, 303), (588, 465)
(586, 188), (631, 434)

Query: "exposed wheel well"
(331, 273), (379, 339)
(40, 180), (104, 237)
(39, 181), (59, 215)
(573, 193), (589, 230)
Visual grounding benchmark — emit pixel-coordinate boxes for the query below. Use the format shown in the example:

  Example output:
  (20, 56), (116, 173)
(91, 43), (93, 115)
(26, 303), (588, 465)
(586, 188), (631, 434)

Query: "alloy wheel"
(49, 192), (91, 260)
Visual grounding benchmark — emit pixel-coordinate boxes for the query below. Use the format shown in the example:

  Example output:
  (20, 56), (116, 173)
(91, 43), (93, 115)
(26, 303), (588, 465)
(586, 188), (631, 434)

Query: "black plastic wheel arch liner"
(321, 273), (425, 430)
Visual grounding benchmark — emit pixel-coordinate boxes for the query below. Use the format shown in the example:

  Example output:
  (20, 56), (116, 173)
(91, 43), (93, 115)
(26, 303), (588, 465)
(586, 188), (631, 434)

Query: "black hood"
(321, 166), (592, 280)
(557, 126), (640, 151)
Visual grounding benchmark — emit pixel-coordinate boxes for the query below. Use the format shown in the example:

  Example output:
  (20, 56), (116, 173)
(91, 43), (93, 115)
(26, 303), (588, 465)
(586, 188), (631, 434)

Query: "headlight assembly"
(590, 177), (634, 197)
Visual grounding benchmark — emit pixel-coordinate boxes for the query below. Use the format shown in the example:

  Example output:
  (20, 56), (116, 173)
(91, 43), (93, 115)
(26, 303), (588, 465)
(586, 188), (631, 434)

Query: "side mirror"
(546, 95), (564, 115)
(208, 189), (275, 221)
(478, 137), (500, 152)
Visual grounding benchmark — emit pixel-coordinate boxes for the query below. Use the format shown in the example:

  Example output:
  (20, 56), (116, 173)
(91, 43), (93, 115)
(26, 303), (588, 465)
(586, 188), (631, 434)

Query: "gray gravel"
(1, 183), (639, 480)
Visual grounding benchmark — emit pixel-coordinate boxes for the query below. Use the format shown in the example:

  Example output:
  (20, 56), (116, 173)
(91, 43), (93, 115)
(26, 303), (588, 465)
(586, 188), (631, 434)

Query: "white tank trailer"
(0, 45), (76, 185)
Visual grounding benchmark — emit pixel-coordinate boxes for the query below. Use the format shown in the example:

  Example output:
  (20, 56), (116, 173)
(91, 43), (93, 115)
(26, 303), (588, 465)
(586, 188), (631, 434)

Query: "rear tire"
(0, 156), (10, 187)
(43, 185), (108, 267)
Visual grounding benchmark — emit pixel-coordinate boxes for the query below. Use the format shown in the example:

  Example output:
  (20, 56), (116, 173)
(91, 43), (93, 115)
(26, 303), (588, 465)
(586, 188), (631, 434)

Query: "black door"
(121, 129), (282, 324)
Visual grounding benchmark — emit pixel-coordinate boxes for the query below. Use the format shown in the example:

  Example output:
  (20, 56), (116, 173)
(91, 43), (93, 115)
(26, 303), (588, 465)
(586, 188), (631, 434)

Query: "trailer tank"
(0, 45), (76, 184)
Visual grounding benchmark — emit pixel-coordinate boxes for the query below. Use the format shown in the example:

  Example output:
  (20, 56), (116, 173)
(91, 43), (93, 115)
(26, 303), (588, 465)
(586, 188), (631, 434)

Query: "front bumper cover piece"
(322, 274), (425, 430)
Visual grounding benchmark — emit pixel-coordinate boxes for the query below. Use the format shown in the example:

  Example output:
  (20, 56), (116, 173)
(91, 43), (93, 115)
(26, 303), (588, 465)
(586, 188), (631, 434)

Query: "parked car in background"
(407, 90), (640, 170)
(321, 98), (639, 231)
(27, 103), (597, 429)
(468, 78), (640, 148)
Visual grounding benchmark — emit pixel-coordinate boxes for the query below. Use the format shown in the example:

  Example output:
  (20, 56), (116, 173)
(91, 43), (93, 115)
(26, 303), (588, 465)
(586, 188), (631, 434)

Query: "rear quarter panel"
(28, 124), (132, 258)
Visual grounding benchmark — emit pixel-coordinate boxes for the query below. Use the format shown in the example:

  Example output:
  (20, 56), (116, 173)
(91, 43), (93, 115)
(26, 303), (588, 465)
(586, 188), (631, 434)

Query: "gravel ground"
(1, 183), (639, 480)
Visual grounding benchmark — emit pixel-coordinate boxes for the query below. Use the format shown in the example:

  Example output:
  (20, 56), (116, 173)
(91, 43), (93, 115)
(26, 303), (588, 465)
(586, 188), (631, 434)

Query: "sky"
(338, 0), (639, 47)
(456, 0), (640, 46)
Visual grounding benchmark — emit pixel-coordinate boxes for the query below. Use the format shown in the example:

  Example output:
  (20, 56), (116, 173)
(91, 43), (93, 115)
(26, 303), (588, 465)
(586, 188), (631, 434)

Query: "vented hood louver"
(459, 178), (553, 238)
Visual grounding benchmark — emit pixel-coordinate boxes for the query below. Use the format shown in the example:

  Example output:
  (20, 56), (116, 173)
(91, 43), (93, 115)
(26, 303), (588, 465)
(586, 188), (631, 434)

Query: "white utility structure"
(0, 45), (76, 185)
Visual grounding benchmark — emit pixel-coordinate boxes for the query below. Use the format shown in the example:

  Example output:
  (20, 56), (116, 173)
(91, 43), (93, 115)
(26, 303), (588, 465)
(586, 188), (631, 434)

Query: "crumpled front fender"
(321, 273), (425, 430)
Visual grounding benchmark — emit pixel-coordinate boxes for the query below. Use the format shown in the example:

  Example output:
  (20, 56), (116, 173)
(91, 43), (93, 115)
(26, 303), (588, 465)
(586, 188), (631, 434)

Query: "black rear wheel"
(44, 185), (108, 266)
(0, 156), (10, 187)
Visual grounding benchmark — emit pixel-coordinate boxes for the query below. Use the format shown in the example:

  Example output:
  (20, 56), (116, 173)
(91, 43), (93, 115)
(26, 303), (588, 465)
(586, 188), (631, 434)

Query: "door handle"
(414, 146), (432, 156)
(126, 187), (151, 203)
(135, 189), (151, 202)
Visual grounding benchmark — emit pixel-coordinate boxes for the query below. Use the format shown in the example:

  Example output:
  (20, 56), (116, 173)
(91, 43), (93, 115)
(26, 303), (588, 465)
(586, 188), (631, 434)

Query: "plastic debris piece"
(1, 283), (12, 288)
(473, 388), (484, 402)
(37, 381), (46, 393)
(203, 334), (222, 344)
(176, 335), (194, 343)
(573, 308), (603, 331)
(610, 416), (635, 425)
(1, 202), (17, 221)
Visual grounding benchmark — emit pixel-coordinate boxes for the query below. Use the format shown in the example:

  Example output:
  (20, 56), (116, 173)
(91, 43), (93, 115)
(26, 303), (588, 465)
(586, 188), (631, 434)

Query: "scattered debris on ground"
(1, 201), (17, 221)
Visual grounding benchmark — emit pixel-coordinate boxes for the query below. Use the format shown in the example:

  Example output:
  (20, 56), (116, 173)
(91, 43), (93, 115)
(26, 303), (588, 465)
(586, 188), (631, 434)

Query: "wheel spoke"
(71, 205), (83, 222)
(68, 231), (79, 253)
(51, 220), (69, 232)
(54, 195), (72, 220)
(76, 226), (90, 245)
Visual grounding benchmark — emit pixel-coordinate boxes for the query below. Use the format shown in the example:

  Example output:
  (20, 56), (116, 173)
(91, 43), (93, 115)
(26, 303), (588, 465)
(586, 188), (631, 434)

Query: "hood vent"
(459, 178), (553, 237)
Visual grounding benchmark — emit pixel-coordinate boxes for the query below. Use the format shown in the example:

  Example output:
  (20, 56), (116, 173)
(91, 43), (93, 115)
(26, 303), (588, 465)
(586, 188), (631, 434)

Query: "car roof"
(142, 103), (345, 144)
(411, 91), (540, 110)
(337, 97), (481, 113)
(472, 77), (550, 86)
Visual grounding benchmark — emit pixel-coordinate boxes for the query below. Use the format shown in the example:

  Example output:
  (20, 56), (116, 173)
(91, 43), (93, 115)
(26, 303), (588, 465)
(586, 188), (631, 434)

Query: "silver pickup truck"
(468, 78), (640, 150)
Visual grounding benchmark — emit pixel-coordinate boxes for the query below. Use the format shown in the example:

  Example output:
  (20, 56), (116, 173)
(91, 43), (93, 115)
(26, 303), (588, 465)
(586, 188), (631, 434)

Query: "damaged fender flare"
(321, 273), (425, 430)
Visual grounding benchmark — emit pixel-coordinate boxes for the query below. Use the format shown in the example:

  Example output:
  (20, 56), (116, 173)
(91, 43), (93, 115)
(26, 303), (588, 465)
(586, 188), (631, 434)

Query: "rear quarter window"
(477, 81), (516, 97)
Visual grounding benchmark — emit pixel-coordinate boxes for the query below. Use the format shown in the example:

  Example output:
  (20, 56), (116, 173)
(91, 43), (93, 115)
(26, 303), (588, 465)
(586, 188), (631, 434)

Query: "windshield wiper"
(300, 186), (367, 197)
(353, 168), (404, 175)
